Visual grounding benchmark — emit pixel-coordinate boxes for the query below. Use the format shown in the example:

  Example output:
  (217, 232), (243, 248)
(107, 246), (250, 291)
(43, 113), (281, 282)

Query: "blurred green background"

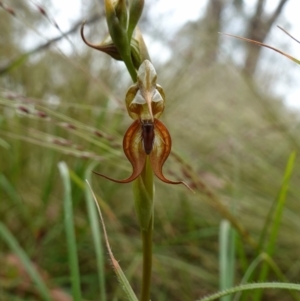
(1, 0), (300, 300)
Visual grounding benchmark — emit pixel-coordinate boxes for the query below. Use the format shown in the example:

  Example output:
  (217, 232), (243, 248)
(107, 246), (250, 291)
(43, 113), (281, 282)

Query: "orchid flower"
(94, 60), (189, 188)
(84, 3), (191, 299)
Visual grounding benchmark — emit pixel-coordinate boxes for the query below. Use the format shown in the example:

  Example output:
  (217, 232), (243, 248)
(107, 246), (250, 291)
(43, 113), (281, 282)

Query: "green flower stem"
(141, 216), (153, 301)
(133, 157), (154, 301)
(123, 52), (138, 82)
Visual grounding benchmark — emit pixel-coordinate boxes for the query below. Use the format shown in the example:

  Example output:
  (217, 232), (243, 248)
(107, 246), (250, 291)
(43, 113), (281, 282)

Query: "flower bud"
(104, 0), (130, 57)
(127, 0), (145, 41)
(114, 0), (128, 30)
(82, 0), (149, 81)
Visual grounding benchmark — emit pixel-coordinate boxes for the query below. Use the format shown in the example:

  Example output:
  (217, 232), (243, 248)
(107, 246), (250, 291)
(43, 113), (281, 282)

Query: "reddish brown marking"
(141, 121), (155, 154)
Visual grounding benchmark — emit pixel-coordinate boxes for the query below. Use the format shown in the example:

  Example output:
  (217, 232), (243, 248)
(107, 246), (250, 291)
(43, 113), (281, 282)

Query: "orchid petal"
(151, 85), (165, 119)
(150, 119), (189, 189)
(125, 84), (140, 119)
(94, 120), (146, 183)
(132, 90), (146, 105)
(152, 89), (163, 102)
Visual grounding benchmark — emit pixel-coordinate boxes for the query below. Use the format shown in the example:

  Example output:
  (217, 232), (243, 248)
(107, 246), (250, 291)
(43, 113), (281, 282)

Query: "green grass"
(0, 222), (52, 301)
(1, 4), (300, 301)
(2, 62), (300, 300)
(59, 162), (82, 301)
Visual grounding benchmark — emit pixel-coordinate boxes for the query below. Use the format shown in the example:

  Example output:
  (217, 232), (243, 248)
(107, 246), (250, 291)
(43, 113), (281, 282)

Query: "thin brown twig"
(0, 13), (102, 75)
(219, 32), (300, 65)
(277, 25), (300, 44)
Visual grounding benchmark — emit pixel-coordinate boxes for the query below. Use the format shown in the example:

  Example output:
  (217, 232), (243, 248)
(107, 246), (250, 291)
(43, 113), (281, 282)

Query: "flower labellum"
(141, 120), (155, 155)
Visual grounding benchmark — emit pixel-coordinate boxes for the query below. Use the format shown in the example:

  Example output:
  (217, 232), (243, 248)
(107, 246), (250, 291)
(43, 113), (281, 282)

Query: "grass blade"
(58, 161), (82, 301)
(0, 222), (52, 301)
(220, 33), (300, 64)
(219, 219), (236, 301)
(198, 282), (300, 301)
(0, 174), (32, 226)
(84, 163), (107, 301)
(253, 151), (296, 301)
(234, 253), (300, 301)
(86, 180), (139, 301)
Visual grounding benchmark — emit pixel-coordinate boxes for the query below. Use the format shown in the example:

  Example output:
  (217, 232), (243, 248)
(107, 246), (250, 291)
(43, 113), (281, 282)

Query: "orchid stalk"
(81, 1), (189, 300)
